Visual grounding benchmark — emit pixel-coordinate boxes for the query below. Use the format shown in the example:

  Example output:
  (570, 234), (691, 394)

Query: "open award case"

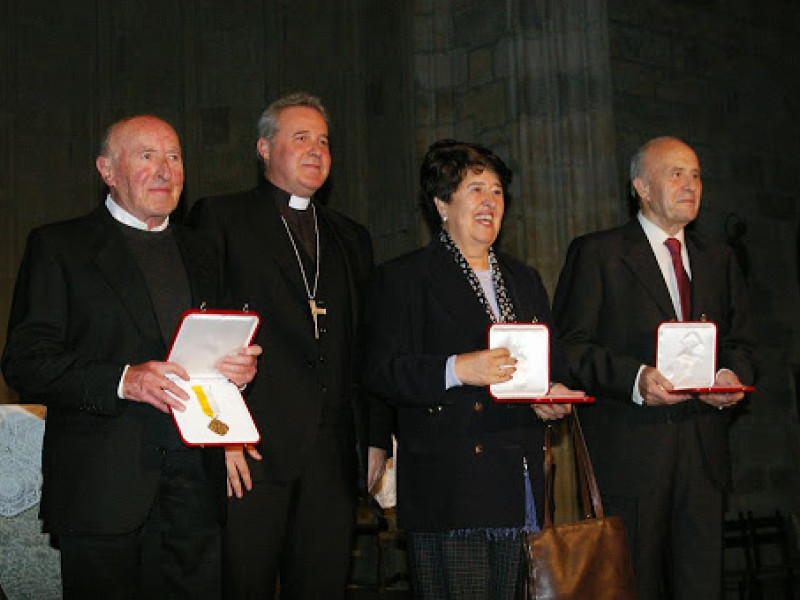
(488, 323), (593, 403)
(166, 309), (261, 446)
(656, 321), (754, 394)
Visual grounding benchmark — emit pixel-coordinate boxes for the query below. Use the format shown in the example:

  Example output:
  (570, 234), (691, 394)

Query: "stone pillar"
(414, 0), (624, 291)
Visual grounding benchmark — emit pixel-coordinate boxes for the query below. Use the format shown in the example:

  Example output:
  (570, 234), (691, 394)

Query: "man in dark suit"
(1, 115), (260, 598)
(189, 92), (378, 599)
(553, 136), (754, 600)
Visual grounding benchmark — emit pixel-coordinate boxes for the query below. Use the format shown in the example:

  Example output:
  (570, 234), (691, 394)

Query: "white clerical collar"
(105, 194), (169, 231)
(288, 195), (311, 210)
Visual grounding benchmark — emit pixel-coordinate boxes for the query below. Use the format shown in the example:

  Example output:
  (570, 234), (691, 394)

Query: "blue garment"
(450, 460), (539, 539)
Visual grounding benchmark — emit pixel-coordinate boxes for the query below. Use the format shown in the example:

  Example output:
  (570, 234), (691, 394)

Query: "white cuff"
(118, 365), (130, 399)
(632, 365), (646, 405)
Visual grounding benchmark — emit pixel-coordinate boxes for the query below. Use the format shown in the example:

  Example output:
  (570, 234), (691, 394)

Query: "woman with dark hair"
(364, 140), (577, 598)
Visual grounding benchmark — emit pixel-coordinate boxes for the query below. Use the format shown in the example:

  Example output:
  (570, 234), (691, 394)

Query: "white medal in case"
(488, 323), (592, 403)
(656, 321), (717, 390)
(656, 321), (753, 393)
(167, 309), (261, 446)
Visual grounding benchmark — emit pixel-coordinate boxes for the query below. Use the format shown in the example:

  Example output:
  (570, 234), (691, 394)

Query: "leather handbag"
(525, 409), (637, 599)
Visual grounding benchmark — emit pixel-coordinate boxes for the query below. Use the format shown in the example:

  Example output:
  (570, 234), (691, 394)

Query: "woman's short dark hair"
(419, 139), (513, 232)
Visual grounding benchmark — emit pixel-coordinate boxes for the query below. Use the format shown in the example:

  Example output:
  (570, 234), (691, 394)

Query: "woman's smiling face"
(435, 167), (505, 262)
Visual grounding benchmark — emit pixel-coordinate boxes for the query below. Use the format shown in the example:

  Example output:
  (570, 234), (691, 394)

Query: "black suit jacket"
(363, 238), (565, 531)
(552, 219), (754, 495)
(188, 180), (374, 483)
(1, 205), (226, 535)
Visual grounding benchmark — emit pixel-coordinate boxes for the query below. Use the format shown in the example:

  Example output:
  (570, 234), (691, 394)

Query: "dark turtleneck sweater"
(117, 221), (192, 449)
(116, 222), (191, 343)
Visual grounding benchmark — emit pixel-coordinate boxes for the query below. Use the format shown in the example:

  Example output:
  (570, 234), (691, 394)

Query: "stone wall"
(608, 0), (800, 514)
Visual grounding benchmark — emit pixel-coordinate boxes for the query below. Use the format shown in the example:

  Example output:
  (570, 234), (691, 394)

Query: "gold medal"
(207, 418), (229, 436)
(192, 385), (229, 436)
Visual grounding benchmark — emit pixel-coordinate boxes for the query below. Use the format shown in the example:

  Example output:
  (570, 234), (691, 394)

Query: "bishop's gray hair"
(256, 92), (329, 142)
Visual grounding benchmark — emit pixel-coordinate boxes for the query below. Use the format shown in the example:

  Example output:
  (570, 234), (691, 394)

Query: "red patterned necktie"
(664, 237), (691, 321)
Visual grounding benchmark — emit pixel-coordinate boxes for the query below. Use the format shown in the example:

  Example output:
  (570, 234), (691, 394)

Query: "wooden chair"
(375, 507), (409, 593)
(349, 497), (410, 594)
(349, 496), (387, 591)
(746, 510), (797, 600)
(724, 511), (756, 599)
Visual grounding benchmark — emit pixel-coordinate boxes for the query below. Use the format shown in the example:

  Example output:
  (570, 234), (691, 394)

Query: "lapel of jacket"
(172, 225), (218, 308)
(684, 230), (710, 321)
(426, 239), (493, 347)
(248, 183), (317, 306)
(317, 206), (360, 339)
(620, 219), (677, 319)
(239, 183), (323, 342)
(88, 206), (162, 340)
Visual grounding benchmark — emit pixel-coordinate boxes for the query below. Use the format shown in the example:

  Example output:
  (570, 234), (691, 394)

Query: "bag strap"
(541, 407), (604, 528)
(571, 407), (604, 519)
(542, 423), (555, 527)
(574, 416), (593, 519)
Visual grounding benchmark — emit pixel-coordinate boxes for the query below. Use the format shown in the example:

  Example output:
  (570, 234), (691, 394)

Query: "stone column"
(414, 0), (624, 291)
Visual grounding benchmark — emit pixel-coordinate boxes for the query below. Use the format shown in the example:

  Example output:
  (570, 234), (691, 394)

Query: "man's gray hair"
(256, 92), (329, 141)
(629, 135), (683, 198)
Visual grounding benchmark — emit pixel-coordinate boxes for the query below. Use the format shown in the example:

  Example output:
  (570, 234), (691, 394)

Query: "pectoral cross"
(310, 299), (327, 339)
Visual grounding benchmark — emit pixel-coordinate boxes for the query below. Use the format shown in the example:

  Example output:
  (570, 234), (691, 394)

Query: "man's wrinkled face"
(96, 116), (184, 229)
(634, 138), (702, 235)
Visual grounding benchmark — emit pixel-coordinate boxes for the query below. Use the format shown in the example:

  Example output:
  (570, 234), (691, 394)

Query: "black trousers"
(606, 418), (724, 600)
(59, 449), (222, 600)
(222, 427), (357, 600)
